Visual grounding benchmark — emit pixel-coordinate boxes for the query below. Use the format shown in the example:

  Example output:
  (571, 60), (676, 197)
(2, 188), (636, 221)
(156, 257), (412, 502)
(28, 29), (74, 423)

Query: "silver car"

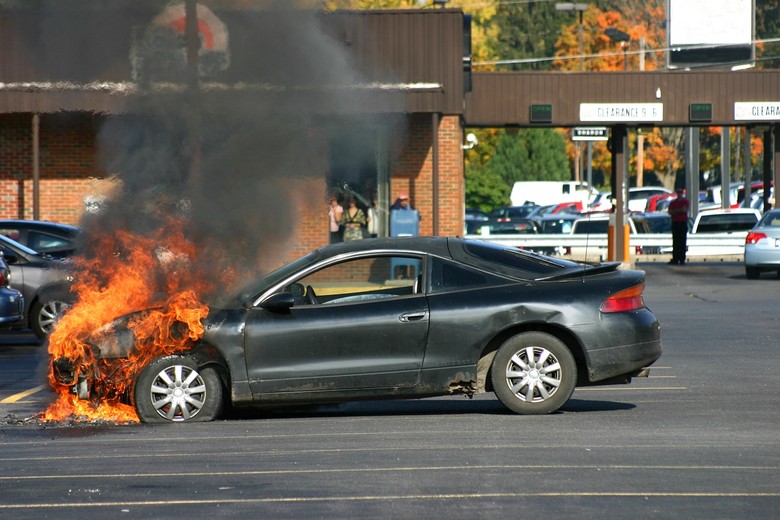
(0, 234), (73, 339)
(744, 209), (780, 279)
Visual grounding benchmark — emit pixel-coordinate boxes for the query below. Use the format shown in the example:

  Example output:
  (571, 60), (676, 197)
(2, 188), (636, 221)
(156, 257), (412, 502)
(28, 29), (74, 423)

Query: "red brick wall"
(0, 113), (108, 224)
(390, 114), (464, 237)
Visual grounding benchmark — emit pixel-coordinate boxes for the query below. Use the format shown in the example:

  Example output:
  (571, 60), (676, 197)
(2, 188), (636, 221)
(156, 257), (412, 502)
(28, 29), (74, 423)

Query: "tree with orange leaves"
(553, 1), (685, 190)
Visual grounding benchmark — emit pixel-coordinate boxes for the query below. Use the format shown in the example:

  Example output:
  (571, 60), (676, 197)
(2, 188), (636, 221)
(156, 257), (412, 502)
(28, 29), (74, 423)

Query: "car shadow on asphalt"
(222, 397), (636, 420)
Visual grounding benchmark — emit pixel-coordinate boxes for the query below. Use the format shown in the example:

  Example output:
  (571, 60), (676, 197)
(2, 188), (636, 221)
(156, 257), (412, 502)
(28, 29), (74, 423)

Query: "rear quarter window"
(696, 214), (758, 232)
(459, 240), (574, 279)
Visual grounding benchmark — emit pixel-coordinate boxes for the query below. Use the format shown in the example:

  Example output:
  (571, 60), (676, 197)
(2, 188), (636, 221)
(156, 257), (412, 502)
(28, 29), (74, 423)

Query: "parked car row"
(0, 220), (81, 339)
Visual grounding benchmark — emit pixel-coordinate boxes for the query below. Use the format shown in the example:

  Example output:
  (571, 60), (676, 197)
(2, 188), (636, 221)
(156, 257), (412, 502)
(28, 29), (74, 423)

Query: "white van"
(510, 181), (598, 207)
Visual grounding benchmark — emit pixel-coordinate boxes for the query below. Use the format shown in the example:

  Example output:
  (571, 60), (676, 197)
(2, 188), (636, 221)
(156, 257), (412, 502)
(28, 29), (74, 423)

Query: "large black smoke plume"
(69, 0), (388, 302)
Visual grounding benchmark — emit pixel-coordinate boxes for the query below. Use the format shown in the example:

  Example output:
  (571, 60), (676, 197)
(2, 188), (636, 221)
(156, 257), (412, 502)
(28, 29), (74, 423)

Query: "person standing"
(391, 192), (413, 211)
(668, 187), (690, 265)
(328, 195), (344, 243)
(341, 196), (367, 241)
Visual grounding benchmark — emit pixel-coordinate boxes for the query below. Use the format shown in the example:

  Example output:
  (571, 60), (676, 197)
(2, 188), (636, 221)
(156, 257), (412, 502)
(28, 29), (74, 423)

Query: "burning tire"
(134, 355), (223, 423)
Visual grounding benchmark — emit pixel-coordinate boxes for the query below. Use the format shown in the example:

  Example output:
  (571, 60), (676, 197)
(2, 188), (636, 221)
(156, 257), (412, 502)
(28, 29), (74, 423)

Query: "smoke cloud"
(69, 1), (384, 303)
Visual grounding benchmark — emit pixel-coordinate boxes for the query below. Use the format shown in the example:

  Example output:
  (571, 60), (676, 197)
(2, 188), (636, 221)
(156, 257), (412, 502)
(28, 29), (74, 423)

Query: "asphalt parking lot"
(0, 260), (778, 519)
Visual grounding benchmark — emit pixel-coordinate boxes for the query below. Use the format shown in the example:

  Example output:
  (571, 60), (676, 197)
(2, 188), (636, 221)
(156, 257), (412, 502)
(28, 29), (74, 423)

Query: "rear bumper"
(575, 308), (663, 383)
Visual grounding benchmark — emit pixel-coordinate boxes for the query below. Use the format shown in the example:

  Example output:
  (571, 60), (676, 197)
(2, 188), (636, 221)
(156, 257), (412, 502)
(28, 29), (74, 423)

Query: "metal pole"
(32, 113), (40, 220)
(774, 123), (780, 210)
(432, 112), (440, 236)
(586, 141), (593, 192)
(743, 127), (752, 207)
(721, 127), (731, 209)
(578, 10), (584, 72)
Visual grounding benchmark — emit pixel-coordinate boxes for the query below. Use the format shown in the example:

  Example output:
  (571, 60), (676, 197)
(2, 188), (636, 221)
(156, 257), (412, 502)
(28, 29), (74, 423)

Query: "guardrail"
(464, 232), (748, 259)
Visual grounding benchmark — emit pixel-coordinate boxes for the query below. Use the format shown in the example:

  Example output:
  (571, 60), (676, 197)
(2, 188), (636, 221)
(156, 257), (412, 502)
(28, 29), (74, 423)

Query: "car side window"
(430, 258), (501, 293)
(28, 231), (70, 251)
(294, 255), (423, 305)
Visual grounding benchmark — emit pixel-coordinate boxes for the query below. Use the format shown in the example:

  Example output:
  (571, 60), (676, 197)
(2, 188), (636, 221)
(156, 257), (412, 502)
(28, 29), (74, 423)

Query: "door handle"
(399, 311), (427, 322)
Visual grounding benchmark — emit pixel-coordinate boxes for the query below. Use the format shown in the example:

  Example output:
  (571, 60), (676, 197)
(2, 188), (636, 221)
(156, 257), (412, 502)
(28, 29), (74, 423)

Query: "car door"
(244, 254), (429, 395)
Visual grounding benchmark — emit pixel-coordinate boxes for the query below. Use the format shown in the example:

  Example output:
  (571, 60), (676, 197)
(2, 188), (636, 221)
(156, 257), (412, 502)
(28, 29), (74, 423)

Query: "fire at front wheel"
(134, 355), (223, 423)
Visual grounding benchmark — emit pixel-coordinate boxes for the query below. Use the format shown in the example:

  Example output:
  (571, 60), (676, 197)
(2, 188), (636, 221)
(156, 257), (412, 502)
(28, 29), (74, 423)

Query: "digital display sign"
(689, 103), (713, 122)
(529, 104), (552, 123)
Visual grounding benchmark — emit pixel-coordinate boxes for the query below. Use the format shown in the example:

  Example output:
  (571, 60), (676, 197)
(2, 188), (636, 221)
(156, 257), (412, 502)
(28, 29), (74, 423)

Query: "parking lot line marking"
(0, 385), (46, 404)
(575, 386), (687, 392)
(1, 491), (779, 510)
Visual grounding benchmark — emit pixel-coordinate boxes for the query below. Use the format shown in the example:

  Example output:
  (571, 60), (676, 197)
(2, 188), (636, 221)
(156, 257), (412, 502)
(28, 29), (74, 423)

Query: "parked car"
(534, 214), (580, 234)
(472, 218), (540, 236)
(567, 214), (647, 259)
(0, 220), (81, 259)
(691, 208), (761, 234)
(50, 237), (662, 423)
(0, 234), (75, 339)
(590, 187), (673, 213)
(644, 193), (675, 213)
(470, 205), (541, 235)
(744, 209), (780, 279)
(488, 204), (538, 221)
(464, 208), (490, 234)
(0, 253), (24, 329)
(688, 208), (761, 256)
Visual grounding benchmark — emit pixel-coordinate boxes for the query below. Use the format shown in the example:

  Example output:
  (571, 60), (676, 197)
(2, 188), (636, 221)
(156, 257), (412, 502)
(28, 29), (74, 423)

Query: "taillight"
(600, 284), (645, 313)
(746, 232), (767, 245)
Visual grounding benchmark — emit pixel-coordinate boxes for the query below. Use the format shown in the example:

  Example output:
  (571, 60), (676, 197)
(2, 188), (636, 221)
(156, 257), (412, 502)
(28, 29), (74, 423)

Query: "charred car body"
(51, 237), (662, 423)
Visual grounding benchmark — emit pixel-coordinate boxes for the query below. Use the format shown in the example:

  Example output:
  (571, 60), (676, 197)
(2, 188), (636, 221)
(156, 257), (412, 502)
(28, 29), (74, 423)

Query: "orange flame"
(42, 217), (223, 424)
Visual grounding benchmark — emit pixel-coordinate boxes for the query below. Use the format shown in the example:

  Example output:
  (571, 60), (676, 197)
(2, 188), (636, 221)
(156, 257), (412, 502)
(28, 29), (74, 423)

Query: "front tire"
(135, 355), (223, 423)
(745, 267), (760, 279)
(491, 332), (577, 415)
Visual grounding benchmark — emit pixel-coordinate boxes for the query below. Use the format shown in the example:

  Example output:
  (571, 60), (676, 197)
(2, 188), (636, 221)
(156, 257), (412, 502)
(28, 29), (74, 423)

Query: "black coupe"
(52, 237), (662, 422)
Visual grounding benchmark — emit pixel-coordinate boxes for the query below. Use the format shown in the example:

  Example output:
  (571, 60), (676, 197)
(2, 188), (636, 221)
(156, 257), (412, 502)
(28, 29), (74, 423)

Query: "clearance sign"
(579, 103), (664, 123)
(734, 102), (780, 121)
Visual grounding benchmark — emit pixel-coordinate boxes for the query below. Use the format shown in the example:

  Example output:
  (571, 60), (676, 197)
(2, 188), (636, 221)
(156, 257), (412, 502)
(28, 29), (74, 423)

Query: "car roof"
(0, 219), (81, 234)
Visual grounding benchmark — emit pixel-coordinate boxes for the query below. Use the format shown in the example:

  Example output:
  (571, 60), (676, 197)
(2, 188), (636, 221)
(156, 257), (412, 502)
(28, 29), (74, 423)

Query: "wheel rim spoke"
(149, 364), (208, 421)
(506, 346), (561, 403)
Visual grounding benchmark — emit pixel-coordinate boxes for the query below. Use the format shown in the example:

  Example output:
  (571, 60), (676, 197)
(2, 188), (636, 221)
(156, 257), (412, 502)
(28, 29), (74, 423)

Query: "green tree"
(465, 164), (509, 211)
(756, 0), (780, 69)
(488, 129), (569, 186)
(493, 1), (568, 70)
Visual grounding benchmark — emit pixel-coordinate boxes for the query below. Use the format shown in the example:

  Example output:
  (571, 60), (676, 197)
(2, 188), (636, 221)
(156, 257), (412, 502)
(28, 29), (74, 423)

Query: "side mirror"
(260, 292), (295, 312)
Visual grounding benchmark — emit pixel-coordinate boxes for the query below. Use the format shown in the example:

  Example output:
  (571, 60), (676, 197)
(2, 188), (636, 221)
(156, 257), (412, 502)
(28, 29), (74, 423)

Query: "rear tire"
(31, 298), (70, 340)
(491, 332), (576, 415)
(745, 267), (760, 279)
(134, 355), (223, 423)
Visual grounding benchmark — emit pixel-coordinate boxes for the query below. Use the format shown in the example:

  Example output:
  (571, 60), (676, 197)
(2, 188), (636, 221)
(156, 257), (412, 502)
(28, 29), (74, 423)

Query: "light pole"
(555, 3), (588, 72)
(556, 3), (588, 183)
(605, 27), (630, 70)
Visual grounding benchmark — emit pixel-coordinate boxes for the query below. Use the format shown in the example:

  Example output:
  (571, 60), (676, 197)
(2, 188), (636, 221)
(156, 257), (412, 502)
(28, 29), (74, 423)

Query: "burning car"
(48, 237), (662, 423)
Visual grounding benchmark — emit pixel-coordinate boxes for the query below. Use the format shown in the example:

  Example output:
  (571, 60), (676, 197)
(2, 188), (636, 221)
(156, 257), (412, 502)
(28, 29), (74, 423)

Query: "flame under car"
(50, 237), (662, 423)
